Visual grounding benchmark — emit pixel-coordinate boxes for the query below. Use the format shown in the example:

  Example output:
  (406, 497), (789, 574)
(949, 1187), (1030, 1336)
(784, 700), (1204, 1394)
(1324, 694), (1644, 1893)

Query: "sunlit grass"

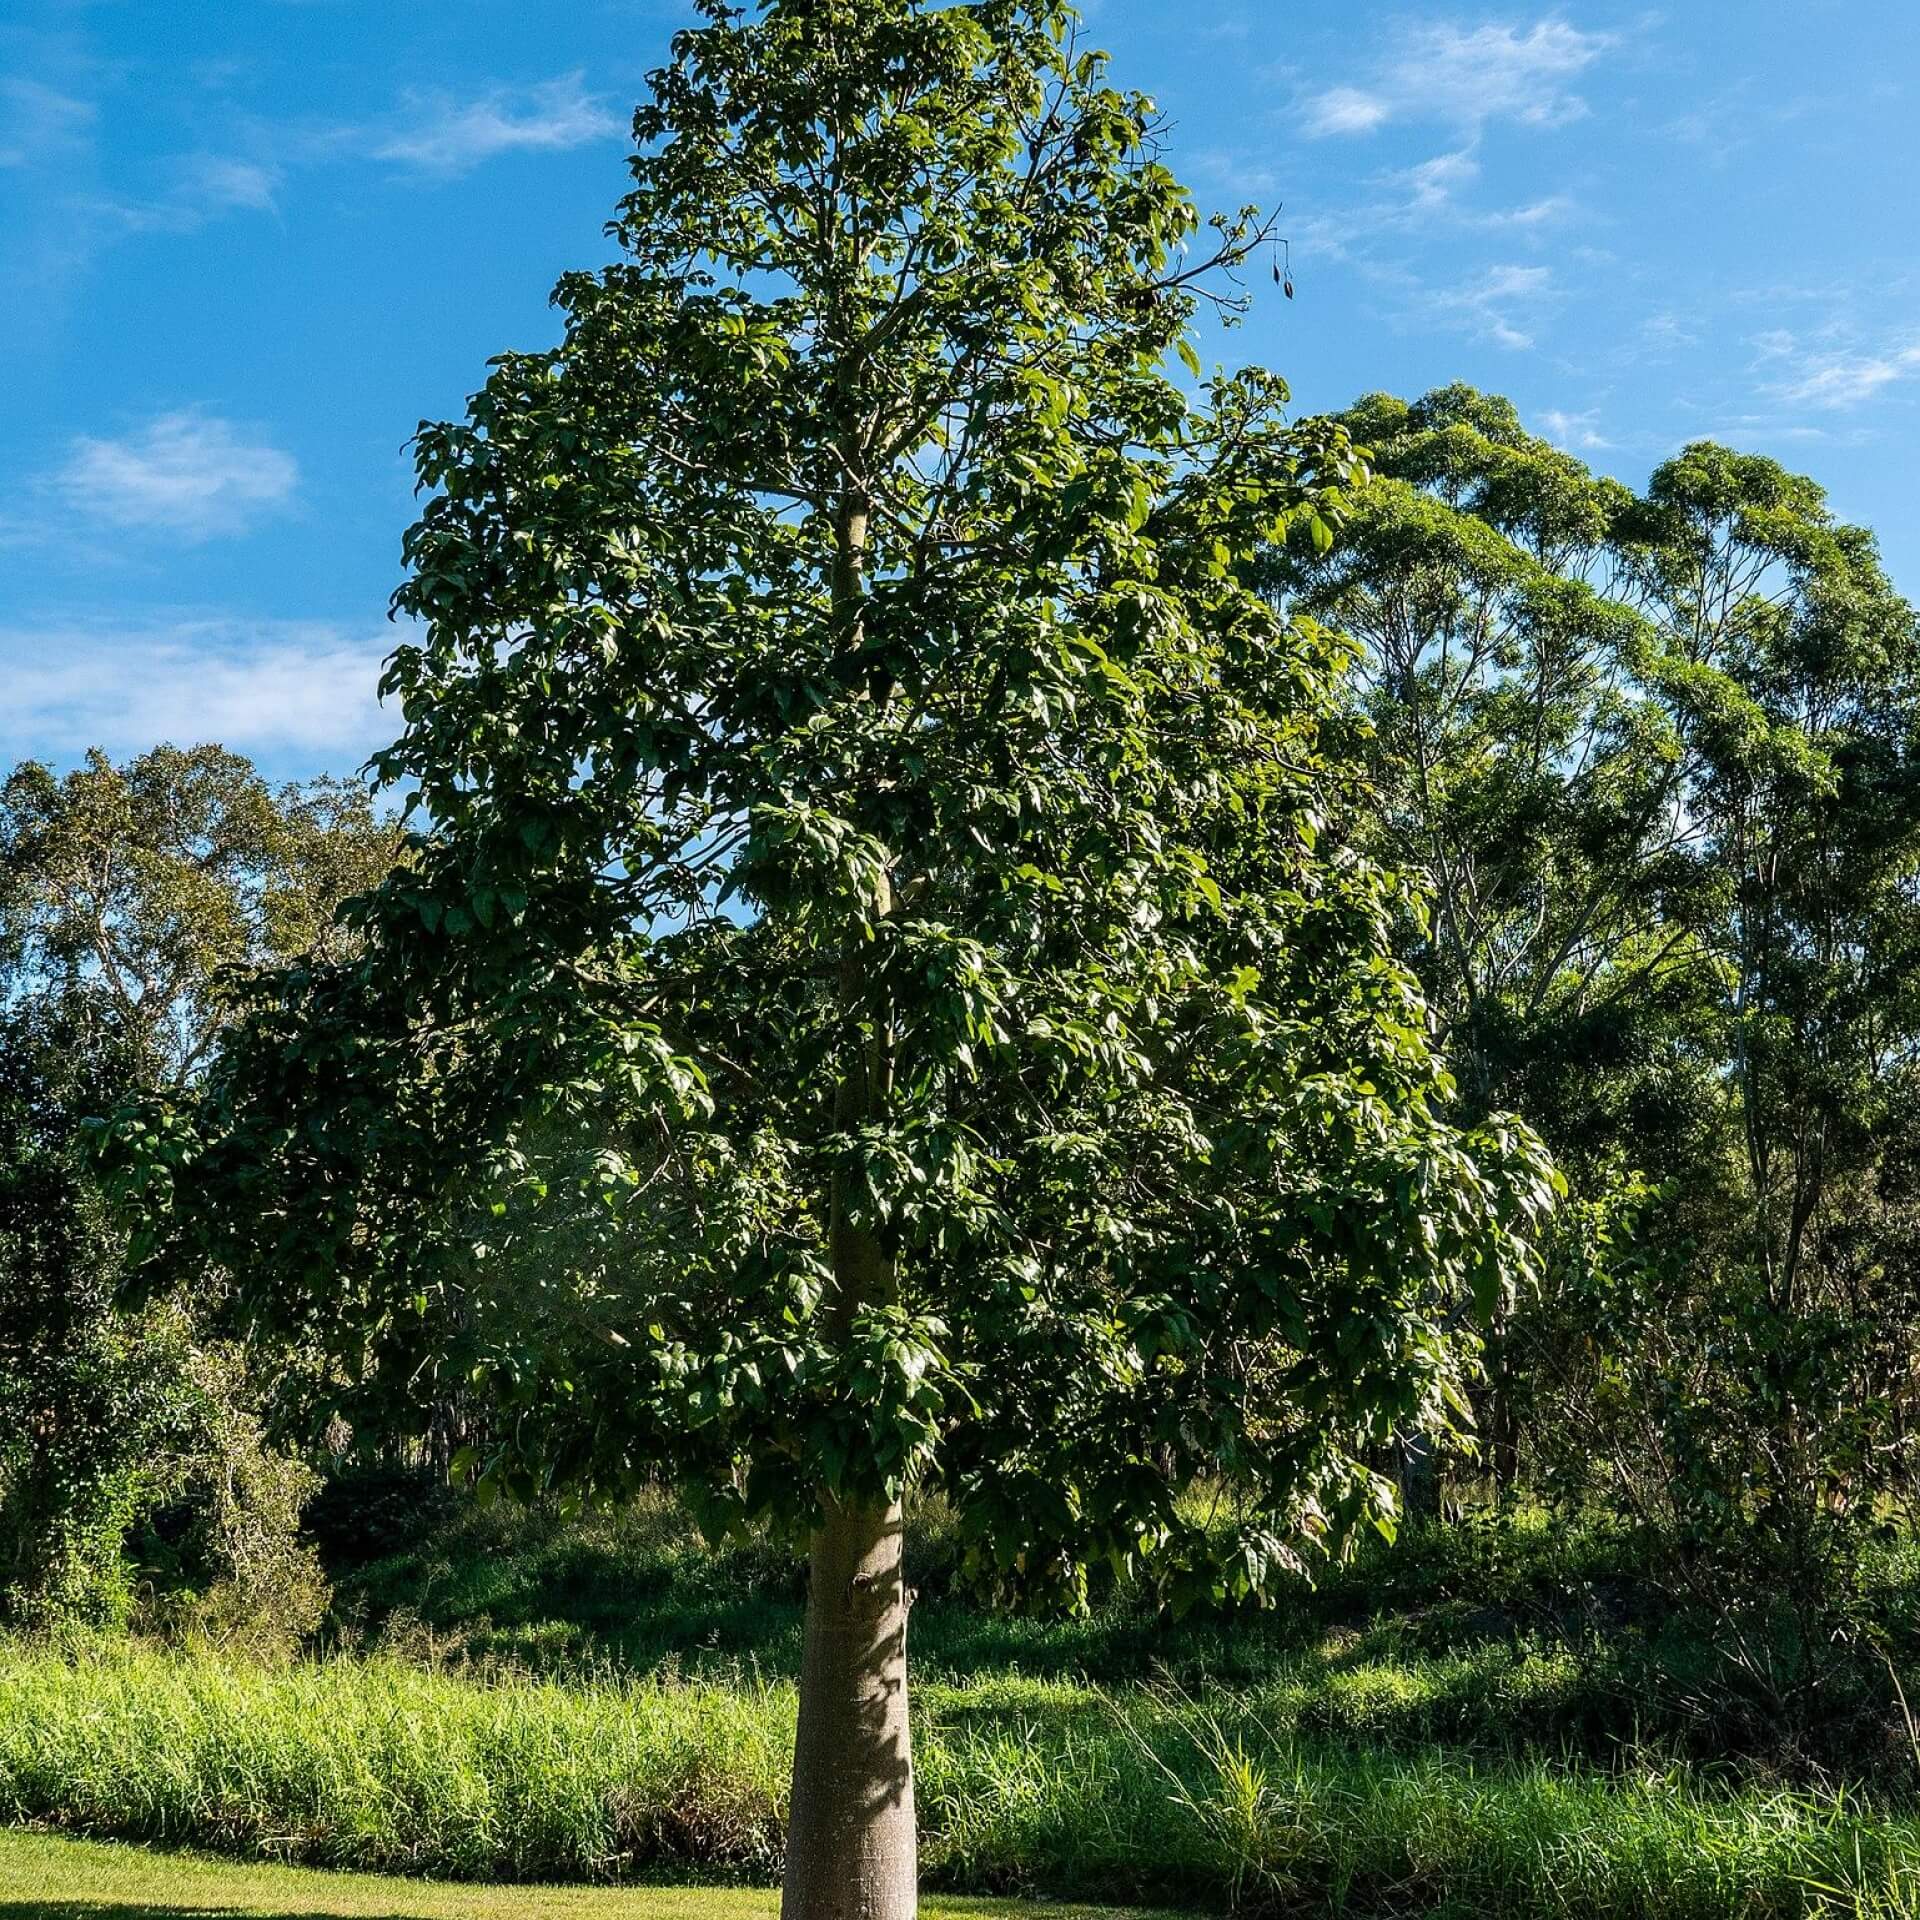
(0, 1827), (1182, 1919)
(4, 1640), (1920, 1914)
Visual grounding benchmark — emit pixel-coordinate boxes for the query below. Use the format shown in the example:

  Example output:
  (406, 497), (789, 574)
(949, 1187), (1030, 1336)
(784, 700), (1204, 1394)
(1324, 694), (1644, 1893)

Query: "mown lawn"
(0, 1829), (1185, 1920)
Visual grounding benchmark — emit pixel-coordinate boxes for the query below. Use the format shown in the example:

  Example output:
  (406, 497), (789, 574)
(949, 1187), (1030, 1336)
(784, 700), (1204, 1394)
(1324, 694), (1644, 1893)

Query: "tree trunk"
(781, 1496), (916, 1920)
(785, 378), (915, 1915)
(1397, 1428), (1440, 1522)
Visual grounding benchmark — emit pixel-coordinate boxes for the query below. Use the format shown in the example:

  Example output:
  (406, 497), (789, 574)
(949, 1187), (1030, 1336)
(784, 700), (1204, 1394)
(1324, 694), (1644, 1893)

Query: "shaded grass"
(324, 1490), (1624, 1689)
(5, 1641), (1920, 1914)
(0, 1828), (1183, 1919)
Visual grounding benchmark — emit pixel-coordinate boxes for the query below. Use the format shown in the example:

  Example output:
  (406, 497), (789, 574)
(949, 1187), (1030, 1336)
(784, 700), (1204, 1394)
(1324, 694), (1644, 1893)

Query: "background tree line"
(0, 747), (395, 1633)
(1261, 385), (1920, 1735)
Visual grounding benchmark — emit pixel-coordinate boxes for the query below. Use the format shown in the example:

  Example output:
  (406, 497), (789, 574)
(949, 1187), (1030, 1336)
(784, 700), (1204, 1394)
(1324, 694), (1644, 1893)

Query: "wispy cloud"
(1778, 345), (1920, 410)
(1301, 17), (1614, 141)
(1539, 405), (1612, 449)
(1399, 149), (1481, 212)
(3, 60), (618, 311)
(0, 619), (391, 766)
(89, 153), (286, 236)
(0, 77), (94, 169)
(1641, 311), (1700, 352)
(1751, 326), (1920, 411)
(367, 73), (623, 177)
(172, 153), (281, 214)
(1304, 85), (1392, 138)
(53, 413), (299, 542)
(1427, 262), (1557, 349)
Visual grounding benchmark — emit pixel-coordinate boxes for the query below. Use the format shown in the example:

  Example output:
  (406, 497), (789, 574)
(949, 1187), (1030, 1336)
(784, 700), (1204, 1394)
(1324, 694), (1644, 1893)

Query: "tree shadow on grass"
(0, 1907), (428, 1919)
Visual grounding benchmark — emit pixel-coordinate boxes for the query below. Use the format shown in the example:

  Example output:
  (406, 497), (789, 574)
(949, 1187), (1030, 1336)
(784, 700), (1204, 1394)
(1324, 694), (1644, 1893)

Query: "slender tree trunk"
(783, 380), (917, 1914)
(781, 1497), (916, 1920)
(1397, 1428), (1439, 1522)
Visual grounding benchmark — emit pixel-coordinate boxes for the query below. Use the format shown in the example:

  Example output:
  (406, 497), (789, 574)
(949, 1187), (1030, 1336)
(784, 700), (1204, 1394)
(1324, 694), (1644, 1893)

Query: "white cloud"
(1485, 193), (1576, 228)
(1401, 149), (1481, 212)
(370, 73), (623, 176)
(1, 620), (391, 766)
(1429, 262), (1556, 349)
(1778, 345), (1920, 411)
(1750, 327), (1920, 411)
(55, 413), (299, 541)
(1539, 406), (1611, 449)
(1302, 17), (1613, 140)
(91, 154), (286, 236)
(1304, 86), (1391, 137)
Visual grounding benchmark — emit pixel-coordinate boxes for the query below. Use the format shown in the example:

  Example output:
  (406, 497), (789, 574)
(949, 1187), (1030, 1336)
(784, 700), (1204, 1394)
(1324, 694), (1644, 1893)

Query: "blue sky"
(3, 0), (1915, 784)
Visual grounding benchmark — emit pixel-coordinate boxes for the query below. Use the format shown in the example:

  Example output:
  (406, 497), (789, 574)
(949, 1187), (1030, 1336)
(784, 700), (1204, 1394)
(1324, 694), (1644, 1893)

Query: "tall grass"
(3, 1639), (1918, 1915)
(319, 1487), (1920, 1786)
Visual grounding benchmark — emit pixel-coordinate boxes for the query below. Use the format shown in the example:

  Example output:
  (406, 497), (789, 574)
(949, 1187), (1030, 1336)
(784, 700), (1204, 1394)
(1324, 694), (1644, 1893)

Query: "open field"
(0, 1829), (1184, 1919)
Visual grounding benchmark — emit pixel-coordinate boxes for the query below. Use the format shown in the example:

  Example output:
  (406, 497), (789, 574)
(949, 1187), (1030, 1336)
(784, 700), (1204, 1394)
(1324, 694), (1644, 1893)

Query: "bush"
(1522, 1177), (1920, 1757)
(136, 1337), (329, 1653)
(0, 1005), (326, 1644)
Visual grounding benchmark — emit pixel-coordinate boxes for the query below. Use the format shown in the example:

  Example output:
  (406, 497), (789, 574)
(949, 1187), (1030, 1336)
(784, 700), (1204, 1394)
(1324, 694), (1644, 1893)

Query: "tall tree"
(1257, 388), (1712, 1492)
(1267, 391), (1920, 1687)
(109, 9), (1553, 1913)
(0, 745), (396, 1083)
(1258, 387), (1717, 1164)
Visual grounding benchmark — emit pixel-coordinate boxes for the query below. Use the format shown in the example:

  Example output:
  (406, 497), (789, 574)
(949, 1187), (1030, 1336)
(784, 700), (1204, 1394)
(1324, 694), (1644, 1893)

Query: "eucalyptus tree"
(1269, 389), (1920, 1681)
(108, 8), (1554, 1911)
(1255, 388), (1710, 1493)
(0, 745), (397, 1084)
(1603, 445), (1920, 1689)
(1258, 387), (1718, 1164)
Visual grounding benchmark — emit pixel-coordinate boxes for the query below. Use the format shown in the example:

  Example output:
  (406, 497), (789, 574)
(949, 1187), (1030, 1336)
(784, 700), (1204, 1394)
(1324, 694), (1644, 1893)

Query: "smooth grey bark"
(780, 1496), (916, 1920)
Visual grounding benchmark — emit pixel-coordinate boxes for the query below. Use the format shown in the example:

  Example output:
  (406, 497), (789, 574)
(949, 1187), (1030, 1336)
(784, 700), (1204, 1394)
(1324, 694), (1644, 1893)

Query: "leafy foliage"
(0, 745), (398, 1084)
(0, 745), (380, 1629)
(109, 3), (1553, 1622)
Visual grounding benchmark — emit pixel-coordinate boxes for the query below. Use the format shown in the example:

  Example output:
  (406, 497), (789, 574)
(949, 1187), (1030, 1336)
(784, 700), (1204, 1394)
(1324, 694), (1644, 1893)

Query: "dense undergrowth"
(5, 1490), (1920, 1915)
(314, 1478), (1920, 1780)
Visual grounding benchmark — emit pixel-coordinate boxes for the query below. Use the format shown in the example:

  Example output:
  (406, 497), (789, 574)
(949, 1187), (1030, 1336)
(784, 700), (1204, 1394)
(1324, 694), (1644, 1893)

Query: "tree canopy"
(0, 745), (396, 1084)
(1263, 388), (1920, 1709)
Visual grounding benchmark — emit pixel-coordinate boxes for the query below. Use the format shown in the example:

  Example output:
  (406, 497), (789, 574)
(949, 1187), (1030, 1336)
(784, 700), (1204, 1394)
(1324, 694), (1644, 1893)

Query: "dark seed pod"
(1283, 277), (1295, 299)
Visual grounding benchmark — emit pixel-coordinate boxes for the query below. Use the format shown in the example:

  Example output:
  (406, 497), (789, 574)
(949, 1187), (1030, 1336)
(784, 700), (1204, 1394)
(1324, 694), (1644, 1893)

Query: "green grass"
(0, 1828), (1181, 1918)
(6, 1640), (1920, 1916)
(320, 1488), (1915, 1777)
(14, 1491), (1916, 1916)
